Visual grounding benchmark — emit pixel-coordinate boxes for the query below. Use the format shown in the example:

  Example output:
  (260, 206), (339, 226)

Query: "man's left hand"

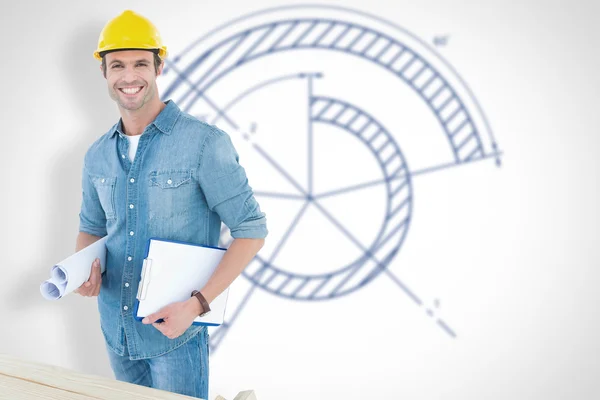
(142, 298), (200, 339)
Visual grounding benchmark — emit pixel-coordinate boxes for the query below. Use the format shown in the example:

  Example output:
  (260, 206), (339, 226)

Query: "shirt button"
(129, 204), (134, 209)
(125, 283), (130, 287)
(122, 154), (125, 159)
(130, 231), (134, 236)
(101, 178), (105, 183)
(130, 178), (135, 183)
(128, 256), (132, 261)
(167, 179), (172, 185)
(123, 306), (128, 311)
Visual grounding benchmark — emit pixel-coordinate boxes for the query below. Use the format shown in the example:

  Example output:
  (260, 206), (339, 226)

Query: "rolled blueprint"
(40, 236), (108, 300)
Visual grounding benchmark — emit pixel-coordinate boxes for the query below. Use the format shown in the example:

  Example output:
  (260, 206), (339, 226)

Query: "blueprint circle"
(162, 14), (450, 299)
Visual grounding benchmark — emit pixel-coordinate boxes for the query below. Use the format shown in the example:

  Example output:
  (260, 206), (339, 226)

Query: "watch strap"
(191, 290), (210, 317)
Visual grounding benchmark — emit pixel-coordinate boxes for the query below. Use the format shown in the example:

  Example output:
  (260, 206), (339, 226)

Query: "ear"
(157, 60), (164, 77)
(99, 63), (106, 79)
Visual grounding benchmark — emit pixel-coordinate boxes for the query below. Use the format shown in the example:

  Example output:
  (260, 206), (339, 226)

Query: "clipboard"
(134, 237), (229, 326)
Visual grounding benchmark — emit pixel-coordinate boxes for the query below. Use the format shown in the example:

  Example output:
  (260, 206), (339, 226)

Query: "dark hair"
(101, 51), (162, 77)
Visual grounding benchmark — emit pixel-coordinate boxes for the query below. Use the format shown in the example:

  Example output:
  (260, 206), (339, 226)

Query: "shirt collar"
(107, 100), (180, 138)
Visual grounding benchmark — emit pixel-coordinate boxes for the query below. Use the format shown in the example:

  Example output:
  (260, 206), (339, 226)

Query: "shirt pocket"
(90, 175), (117, 221)
(148, 169), (195, 219)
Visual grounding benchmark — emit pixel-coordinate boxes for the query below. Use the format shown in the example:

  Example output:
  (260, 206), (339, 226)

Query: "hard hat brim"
(93, 46), (167, 61)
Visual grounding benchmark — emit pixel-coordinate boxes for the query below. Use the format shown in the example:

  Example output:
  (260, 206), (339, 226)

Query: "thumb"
(90, 259), (101, 285)
(143, 308), (167, 324)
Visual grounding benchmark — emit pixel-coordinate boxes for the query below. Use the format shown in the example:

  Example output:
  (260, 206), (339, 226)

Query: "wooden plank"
(233, 391), (258, 400)
(0, 353), (200, 399)
(214, 390), (258, 400)
(0, 373), (94, 400)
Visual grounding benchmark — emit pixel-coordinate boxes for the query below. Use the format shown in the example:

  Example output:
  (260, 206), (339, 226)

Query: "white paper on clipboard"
(135, 238), (229, 326)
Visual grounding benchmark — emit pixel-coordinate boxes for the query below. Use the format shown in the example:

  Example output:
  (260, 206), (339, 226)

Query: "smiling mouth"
(119, 86), (143, 96)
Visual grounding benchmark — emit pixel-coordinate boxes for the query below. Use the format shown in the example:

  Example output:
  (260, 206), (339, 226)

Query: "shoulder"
(83, 124), (117, 167)
(175, 110), (232, 146)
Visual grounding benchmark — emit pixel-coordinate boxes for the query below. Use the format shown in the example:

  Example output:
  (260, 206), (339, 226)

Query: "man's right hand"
(74, 258), (102, 297)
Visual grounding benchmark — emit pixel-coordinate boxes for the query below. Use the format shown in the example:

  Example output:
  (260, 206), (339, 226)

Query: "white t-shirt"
(125, 134), (142, 162)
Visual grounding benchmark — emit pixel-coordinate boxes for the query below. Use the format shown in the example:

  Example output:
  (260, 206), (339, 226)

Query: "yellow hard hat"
(93, 10), (167, 61)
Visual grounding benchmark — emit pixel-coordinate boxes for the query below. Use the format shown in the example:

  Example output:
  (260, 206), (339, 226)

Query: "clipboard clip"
(136, 258), (153, 300)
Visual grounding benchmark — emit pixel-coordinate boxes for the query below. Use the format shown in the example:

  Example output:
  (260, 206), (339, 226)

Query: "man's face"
(103, 50), (162, 111)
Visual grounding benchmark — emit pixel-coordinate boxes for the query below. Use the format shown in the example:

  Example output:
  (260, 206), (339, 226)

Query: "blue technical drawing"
(160, 4), (502, 352)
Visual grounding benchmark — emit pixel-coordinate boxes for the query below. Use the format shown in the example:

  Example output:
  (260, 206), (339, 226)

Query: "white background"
(1, 1), (599, 399)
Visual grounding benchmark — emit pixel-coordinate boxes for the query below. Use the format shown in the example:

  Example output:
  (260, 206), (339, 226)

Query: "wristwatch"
(191, 290), (211, 317)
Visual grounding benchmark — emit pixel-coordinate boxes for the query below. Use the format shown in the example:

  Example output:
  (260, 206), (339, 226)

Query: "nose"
(123, 65), (137, 84)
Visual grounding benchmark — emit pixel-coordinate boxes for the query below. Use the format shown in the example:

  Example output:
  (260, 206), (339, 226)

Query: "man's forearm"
(76, 231), (103, 252)
(196, 238), (265, 306)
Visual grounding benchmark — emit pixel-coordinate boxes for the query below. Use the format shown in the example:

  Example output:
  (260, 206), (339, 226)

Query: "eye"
(111, 64), (123, 69)
(136, 63), (149, 67)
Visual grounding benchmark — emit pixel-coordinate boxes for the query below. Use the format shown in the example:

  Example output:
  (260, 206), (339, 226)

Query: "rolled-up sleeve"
(78, 163), (108, 237)
(198, 128), (268, 239)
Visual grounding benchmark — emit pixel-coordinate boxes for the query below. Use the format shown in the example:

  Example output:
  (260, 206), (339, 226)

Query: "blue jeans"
(106, 328), (209, 399)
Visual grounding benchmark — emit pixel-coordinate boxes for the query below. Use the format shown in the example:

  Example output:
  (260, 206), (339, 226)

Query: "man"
(74, 10), (267, 399)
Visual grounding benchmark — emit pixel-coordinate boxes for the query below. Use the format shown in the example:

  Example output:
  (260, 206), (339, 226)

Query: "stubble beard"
(110, 83), (155, 112)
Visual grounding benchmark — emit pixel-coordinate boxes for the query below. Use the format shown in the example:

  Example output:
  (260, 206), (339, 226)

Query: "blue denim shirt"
(78, 100), (267, 360)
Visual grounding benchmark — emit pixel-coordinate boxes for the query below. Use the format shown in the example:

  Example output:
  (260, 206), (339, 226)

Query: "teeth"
(121, 87), (142, 95)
